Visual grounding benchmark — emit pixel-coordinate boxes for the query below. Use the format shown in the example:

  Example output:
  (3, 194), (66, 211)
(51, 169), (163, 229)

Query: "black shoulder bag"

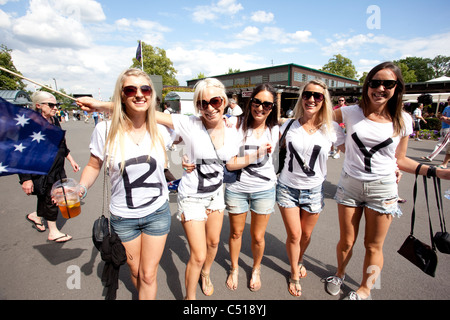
(276, 119), (295, 174)
(432, 176), (450, 254)
(397, 164), (438, 277)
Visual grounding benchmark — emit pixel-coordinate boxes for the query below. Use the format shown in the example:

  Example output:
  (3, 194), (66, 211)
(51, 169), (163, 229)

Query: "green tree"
(321, 54), (357, 80)
(393, 61), (417, 83)
(196, 72), (206, 79)
(429, 55), (450, 78)
(0, 44), (25, 90)
(394, 57), (433, 82)
(131, 41), (179, 86)
(226, 68), (241, 74)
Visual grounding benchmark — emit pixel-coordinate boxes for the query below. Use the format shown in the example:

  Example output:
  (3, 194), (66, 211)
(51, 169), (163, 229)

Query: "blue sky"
(1, 0), (449, 99)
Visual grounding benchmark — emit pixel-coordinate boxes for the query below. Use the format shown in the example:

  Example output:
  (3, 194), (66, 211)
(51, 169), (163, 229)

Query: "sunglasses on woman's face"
(251, 98), (274, 111)
(41, 102), (60, 108)
(122, 85), (153, 97)
(368, 80), (397, 89)
(196, 96), (223, 110)
(302, 91), (324, 102)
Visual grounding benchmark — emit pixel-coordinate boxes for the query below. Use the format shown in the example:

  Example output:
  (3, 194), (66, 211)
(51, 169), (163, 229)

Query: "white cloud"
(191, 0), (243, 23)
(250, 10), (274, 23)
(0, 9), (11, 28)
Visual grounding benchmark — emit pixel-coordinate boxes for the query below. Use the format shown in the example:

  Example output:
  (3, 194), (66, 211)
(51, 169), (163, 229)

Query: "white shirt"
(171, 114), (240, 197)
(341, 104), (413, 181)
(90, 121), (173, 218)
(226, 125), (279, 193)
(279, 119), (336, 189)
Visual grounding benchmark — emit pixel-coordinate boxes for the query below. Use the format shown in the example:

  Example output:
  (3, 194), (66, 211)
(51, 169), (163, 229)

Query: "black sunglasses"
(122, 85), (153, 97)
(41, 102), (60, 108)
(251, 98), (274, 111)
(197, 96), (223, 110)
(368, 80), (398, 89)
(302, 91), (324, 102)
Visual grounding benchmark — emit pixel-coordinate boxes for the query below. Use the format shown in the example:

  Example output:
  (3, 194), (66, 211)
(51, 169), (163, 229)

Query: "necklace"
(129, 129), (147, 146)
(300, 118), (318, 134)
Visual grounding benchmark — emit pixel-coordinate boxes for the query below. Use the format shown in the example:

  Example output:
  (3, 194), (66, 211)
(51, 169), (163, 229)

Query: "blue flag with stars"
(0, 97), (65, 176)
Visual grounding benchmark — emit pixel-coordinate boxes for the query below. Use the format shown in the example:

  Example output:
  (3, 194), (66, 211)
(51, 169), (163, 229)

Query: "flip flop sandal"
(47, 234), (72, 243)
(200, 270), (214, 296)
(249, 267), (261, 292)
(226, 267), (239, 291)
(26, 213), (45, 232)
(288, 278), (302, 297)
(299, 263), (307, 278)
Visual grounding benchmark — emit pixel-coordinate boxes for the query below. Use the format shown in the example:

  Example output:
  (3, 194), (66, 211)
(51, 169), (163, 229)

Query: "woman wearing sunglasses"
(78, 68), (173, 299)
(156, 78), (239, 300)
(21, 91), (80, 242)
(276, 80), (337, 297)
(325, 62), (450, 300)
(223, 84), (279, 292)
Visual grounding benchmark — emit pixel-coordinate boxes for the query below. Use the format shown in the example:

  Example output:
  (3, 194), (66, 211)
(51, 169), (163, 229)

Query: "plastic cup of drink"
(51, 178), (81, 219)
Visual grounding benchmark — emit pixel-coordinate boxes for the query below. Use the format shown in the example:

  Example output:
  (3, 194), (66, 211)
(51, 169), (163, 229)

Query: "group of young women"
(76, 62), (450, 300)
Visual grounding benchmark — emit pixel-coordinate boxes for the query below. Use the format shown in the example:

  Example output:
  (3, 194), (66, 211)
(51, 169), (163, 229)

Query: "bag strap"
(433, 176), (446, 233)
(280, 119), (295, 146)
(101, 122), (111, 233)
(422, 175), (436, 250)
(203, 123), (225, 166)
(409, 164), (422, 235)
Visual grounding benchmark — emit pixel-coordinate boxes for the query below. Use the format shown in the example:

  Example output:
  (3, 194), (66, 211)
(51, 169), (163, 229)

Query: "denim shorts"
(225, 185), (276, 215)
(334, 171), (402, 217)
(110, 201), (171, 242)
(276, 181), (324, 214)
(177, 188), (225, 221)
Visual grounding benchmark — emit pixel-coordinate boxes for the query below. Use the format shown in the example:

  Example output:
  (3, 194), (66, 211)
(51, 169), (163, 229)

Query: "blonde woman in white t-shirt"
(276, 80), (336, 297)
(325, 62), (450, 300)
(77, 69), (171, 300)
(156, 78), (239, 300)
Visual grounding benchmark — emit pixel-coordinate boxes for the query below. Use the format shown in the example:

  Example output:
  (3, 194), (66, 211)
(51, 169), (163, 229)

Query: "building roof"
(165, 91), (194, 101)
(0, 90), (32, 105)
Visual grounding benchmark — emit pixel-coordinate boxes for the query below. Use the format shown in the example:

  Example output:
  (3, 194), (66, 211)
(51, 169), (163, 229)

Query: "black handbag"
(92, 123), (111, 251)
(277, 119), (295, 174)
(223, 167), (238, 183)
(431, 176), (450, 254)
(398, 164), (438, 277)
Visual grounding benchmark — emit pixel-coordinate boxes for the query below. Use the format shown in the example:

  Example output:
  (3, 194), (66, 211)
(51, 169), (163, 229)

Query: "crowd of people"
(21, 62), (450, 300)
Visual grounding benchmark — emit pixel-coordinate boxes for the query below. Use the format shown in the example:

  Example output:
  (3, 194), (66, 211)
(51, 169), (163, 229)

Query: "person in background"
(77, 68), (173, 300)
(326, 61), (450, 300)
(226, 98), (243, 117)
(412, 103), (426, 141)
(224, 84), (279, 292)
(21, 91), (79, 242)
(277, 80), (337, 297)
(421, 97), (450, 165)
(330, 96), (346, 159)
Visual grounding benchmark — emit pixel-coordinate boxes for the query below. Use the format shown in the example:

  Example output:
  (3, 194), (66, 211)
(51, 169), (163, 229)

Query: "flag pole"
(0, 66), (76, 101)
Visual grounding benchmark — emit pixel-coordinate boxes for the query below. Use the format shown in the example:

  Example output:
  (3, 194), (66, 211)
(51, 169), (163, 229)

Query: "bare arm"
(396, 136), (450, 179)
(155, 111), (175, 130)
(76, 97), (113, 113)
(78, 154), (103, 198)
(226, 143), (272, 171)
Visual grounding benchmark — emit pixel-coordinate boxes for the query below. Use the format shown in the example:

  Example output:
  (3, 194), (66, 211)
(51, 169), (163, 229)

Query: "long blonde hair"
(105, 68), (165, 173)
(293, 79), (335, 139)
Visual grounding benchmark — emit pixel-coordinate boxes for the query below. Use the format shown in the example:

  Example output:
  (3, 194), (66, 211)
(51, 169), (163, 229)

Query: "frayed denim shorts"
(225, 185), (276, 215)
(177, 187), (225, 221)
(276, 181), (324, 214)
(334, 171), (402, 217)
(110, 200), (171, 242)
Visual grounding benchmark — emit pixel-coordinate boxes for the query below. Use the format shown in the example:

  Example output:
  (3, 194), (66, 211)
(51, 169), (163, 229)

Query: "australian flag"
(0, 97), (65, 176)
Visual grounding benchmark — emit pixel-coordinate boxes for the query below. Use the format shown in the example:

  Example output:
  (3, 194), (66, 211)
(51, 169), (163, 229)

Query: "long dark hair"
(237, 83), (279, 133)
(360, 61), (405, 136)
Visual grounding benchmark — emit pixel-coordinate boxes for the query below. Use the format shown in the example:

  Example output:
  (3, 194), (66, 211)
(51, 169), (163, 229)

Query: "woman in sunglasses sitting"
(156, 78), (239, 300)
(276, 80), (337, 297)
(78, 69), (173, 299)
(325, 62), (450, 300)
(223, 84), (279, 292)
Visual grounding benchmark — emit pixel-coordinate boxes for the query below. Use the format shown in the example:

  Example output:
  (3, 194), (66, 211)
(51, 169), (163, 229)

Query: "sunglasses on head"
(302, 91), (324, 102)
(368, 80), (397, 89)
(251, 98), (274, 111)
(197, 96), (223, 110)
(41, 102), (60, 108)
(122, 85), (153, 97)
